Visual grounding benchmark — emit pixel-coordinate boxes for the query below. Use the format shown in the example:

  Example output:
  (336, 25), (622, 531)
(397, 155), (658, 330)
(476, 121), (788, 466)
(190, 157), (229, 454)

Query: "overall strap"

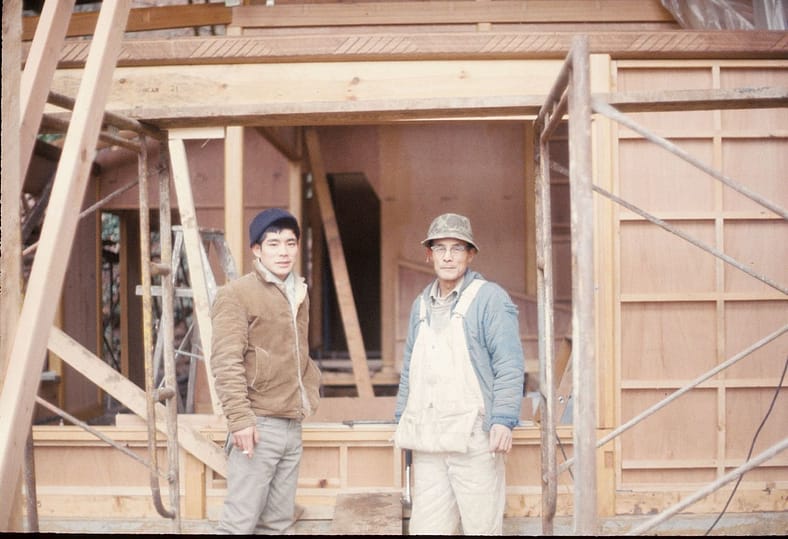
(453, 279), (486, 318)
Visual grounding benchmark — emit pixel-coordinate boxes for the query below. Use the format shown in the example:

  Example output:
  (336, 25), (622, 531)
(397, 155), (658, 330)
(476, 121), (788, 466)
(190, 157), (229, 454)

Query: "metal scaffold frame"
(534, 35), (787, 536)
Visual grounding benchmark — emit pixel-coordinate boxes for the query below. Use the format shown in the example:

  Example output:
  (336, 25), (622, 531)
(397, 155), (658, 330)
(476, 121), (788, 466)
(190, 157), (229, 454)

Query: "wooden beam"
(47, 326), (227, 477)
(304, 128), (374, 398)
(22, 3), (232, 41)
(36, 31), (788, 68)
(234, 1), (675, 27)
(45, 60), (787, 129)
(599, 86), (788, 112)
(0, 1), (132, 528)
(19, 0), (75, 179)
(167, 137), (222, 414)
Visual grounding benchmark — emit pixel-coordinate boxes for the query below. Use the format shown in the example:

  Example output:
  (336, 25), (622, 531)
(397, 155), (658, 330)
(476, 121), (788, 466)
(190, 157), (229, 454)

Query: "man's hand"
(489, 424), (513, 454)
(232, 425), (259, 459)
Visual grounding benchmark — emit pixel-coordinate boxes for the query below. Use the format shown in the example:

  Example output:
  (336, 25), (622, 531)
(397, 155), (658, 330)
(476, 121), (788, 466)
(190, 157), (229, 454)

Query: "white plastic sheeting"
(661, 0), (787, 30)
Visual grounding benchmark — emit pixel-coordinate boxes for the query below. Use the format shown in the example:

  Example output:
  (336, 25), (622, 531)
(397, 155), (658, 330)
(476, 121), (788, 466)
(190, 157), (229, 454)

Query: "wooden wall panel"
(347, 446), (394, 487)
(720, 68), (788, 131)
(724, 221), (788, 294)
(613, 59), (787, 509)
(721, 139), (788, 213)
(619, 139), (715, 213)
(725, 388), (788, 467)
(242, 129), (293, 206)
(615, 68), (715, 133)
(620, 221), (716, 294)
(621, 302), (717, 380)
(620, 389), (718, 462)
(300, 446), (341, 489)
(724, 302), (788, 379)
(621, 468), (717, 484)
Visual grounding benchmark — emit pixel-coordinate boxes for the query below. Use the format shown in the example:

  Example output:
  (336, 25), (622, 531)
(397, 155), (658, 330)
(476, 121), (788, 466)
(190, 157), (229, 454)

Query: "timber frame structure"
(2, 1), (787, 535)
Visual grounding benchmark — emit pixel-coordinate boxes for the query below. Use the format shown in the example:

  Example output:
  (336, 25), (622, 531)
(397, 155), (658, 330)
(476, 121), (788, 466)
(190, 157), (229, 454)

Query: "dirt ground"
(31, 510), (788, 535)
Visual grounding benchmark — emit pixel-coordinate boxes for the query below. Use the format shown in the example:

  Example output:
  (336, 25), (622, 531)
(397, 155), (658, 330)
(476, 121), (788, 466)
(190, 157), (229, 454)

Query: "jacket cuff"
(228, 414), (256, 433)
(490, 415), (519, 430)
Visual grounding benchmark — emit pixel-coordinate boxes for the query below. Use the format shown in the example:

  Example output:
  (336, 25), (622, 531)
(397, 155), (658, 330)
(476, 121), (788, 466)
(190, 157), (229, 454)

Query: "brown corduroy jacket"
(210, 261), (321, 433)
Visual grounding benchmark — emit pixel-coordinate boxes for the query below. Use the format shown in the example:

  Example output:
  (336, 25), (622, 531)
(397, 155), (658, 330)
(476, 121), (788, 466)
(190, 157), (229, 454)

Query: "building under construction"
(1, 0), (786, 535)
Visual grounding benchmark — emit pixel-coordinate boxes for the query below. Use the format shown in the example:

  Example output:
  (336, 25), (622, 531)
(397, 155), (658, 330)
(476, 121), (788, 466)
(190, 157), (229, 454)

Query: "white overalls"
(395, 279), (506, 535)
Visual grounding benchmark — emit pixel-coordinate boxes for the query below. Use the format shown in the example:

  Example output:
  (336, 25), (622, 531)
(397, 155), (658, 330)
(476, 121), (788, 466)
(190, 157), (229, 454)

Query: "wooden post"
(224, 126), (244, 275)
(0, 1), (132, 527)
(304, 128), (374, 398)
(2, 0), (24, 531)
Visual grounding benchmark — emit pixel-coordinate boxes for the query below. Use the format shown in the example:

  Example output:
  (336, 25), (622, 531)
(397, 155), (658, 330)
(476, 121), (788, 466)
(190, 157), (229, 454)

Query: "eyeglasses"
(430, 244), (468, 256)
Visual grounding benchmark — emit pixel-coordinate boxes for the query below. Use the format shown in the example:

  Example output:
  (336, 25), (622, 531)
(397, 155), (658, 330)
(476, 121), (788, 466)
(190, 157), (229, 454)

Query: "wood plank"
(37, 31), (788, 69)
(47, 326), (227, 478)
(330, 492), (403, 535)
(19, 0), (75, 178)
(234, 1), (675, 27)
(22, 3), (232, 41)
(0, 1), (132, 528)
(304, 128), (374, 398)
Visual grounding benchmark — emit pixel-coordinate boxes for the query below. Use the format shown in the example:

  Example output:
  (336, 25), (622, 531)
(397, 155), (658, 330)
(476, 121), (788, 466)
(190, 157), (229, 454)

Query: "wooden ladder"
(139, 226), (238, 413)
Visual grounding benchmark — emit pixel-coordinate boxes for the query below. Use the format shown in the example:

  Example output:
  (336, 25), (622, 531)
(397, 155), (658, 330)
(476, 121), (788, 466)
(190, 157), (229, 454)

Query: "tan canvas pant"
(408, 417), (506, 535)
(216, 416), (302, 535)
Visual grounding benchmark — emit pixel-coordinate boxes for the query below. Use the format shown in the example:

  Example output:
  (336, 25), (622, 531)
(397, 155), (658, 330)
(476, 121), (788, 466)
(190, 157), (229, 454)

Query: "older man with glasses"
(394, 212), (525, 535)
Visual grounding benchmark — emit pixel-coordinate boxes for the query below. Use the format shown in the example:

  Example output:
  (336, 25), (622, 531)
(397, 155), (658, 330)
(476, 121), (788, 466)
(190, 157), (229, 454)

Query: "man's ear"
(251, 243), (262, 258)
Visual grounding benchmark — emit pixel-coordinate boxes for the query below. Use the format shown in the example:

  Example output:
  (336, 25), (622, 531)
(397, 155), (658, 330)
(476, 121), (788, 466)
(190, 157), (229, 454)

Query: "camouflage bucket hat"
(421, 213), (479, 251)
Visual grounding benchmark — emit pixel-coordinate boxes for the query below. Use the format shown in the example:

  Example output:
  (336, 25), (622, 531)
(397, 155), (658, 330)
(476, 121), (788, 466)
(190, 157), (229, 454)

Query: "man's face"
(427, 238), (475, 288)
(252, 228), (299, 280)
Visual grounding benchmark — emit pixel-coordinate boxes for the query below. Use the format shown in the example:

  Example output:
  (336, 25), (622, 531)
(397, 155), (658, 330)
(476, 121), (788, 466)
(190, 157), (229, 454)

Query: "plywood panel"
(34, 443), (161, 487)
(725, 388), (788, 469)
(614, 67), (714, 133)
(724, 221), (788, 294)
(621, 302), (717, 380)
(722, 466), (788, 483)
(505, 444), (547, 485)
(724, 302), (788, 379)
(621, 468), (716, 484)
(319, 126), (382, 196)
(721, 139), (788, 213)
(720, 68), (788, 131)
(620, 221), (716, 294)
(620, 389), (717, 462)
(347, 446), (394, 487)
(619, 139), (715, 213)
(299, 446), (341, 489)
(243, 128), (293, 205)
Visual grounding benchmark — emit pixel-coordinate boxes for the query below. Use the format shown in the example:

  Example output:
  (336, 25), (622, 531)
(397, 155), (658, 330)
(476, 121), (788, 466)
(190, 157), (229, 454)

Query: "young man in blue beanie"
(211, 208), (321, 534)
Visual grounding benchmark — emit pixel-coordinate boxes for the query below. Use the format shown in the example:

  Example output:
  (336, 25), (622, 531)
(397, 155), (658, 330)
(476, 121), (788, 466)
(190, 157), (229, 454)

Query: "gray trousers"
(217, 416), (303, 534)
